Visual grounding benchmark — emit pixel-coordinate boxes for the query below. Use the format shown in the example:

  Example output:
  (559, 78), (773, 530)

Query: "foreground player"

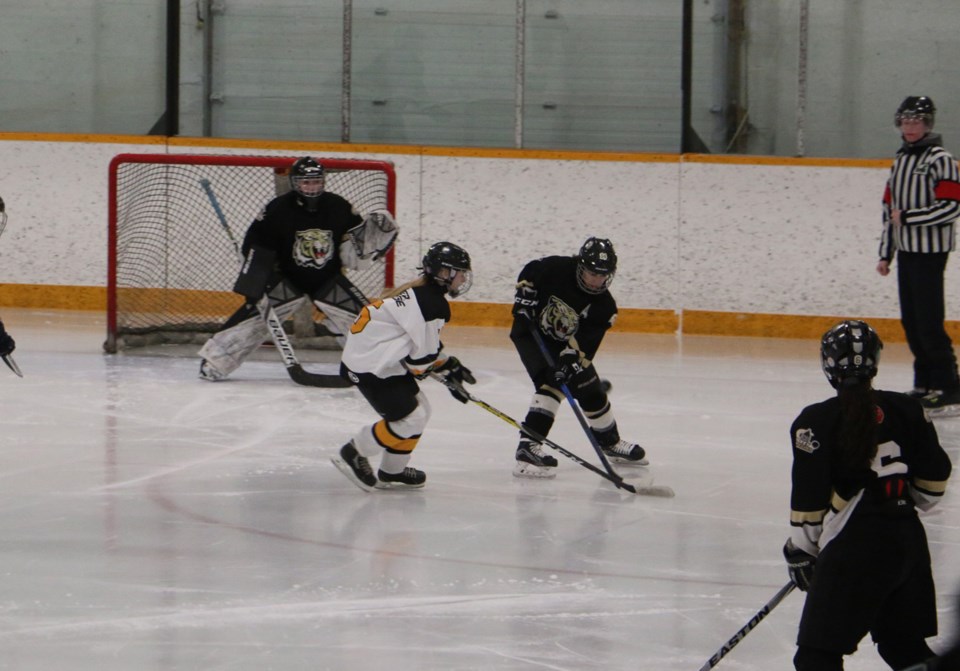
(0, 320), (13, 359)
(332, 241), (475, 491)
(509, 237), (646, 478)
(0, 198), (15, 360)
(784, 320), (951, 671)
(198, 156), (397, 381)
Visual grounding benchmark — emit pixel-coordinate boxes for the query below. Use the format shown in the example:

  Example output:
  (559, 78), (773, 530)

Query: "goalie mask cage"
(105, 153), (396, 353)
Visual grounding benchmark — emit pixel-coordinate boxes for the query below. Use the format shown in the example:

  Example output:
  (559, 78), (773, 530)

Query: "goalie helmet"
(895, 96), (936, 129)
(576, 237), (617, 294)
(289, 157), (326, 211)
(820, 320), (883, 389)
(421, 241), (473, 297)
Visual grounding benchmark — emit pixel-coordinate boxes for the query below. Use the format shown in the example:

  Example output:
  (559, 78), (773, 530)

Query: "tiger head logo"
(293, 229), (333, 269)
(539, 295), (580, 342)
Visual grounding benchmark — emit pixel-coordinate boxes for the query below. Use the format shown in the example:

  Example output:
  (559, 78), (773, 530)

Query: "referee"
(877, 96), (960, 412)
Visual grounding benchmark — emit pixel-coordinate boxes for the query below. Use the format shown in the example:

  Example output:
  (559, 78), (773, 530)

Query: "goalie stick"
(698, 582), (796, 670)
(429, 373), (674, 497)
(0, 197), (22, 378)
(199, 179), (350, 388)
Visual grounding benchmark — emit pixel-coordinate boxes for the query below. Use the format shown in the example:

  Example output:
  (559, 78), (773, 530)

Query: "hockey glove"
(0, 322), (13, 357)
(434, 357), (475, 403)
(783, 539), (816, 591)
(553, 347), (583, 385)
(512, 283), (538, 324)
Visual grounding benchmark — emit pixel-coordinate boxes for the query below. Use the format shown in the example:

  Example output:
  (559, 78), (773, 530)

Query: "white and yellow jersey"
(342, 283), (451, 379)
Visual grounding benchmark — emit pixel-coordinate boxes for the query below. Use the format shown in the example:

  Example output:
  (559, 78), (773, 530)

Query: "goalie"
(197, 156), (398, 381)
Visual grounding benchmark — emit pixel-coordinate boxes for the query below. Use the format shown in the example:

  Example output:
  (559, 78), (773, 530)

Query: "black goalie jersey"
(788, 390), (951, 557)
(509, 255), (617, 377)
(242, 190), (363, 295)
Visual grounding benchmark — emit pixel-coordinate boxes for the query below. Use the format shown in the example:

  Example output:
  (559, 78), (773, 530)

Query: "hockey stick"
(697, 582), (796, 671)
(429, 373), (673, 497)
(199, 179), (350, 388)
(528, 326), (621, 477)
(2, 353), (23, 378)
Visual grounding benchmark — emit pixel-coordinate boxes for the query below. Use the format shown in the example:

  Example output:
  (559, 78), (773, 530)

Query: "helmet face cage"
(421, 242), (473, 297)
(289, 157), (326, 199)
(576, 237), (617, 294)
(895, 96), (936, 129)
(820, 320), (883, 389)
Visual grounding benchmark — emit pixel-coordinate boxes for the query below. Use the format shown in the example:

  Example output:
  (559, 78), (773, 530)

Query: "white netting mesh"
(106, 154), (394, 353)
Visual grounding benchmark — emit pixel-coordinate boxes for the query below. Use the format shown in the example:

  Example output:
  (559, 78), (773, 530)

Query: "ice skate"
(921, 389), (960, 418)
(513, 439), (558, 479)
(331, 441), (377, 492)
(602, 439), (649, 465)
(376, 467), (426, 489)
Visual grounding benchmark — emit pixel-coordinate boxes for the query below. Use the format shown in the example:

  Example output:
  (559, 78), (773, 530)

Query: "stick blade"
(2, 353), (23, 377)
(621, 474), (675, 498)
(288, 364), (352, 388)
(633, 484), (675, 498)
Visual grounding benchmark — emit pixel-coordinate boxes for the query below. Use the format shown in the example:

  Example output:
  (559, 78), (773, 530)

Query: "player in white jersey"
(332, 242), (475, 491)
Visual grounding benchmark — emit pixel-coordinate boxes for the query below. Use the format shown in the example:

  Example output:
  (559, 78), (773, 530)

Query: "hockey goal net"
(105, 153), (396, 353)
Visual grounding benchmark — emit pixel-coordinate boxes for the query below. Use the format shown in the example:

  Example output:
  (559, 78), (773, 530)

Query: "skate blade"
(374, 480), (425, 490)
(330, 456), (377, 492)
(606, 456), (650, 467)
(925, 405), (960, 419)
(512, 462), (558, 479)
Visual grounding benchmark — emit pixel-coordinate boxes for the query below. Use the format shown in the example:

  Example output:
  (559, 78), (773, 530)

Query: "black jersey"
(242, 190), (363, 295)
(509, 255), (617, 360)
(788, 389), (951, 556)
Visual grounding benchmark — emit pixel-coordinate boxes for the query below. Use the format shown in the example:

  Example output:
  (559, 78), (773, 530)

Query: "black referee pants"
(897, 252), (959, 392)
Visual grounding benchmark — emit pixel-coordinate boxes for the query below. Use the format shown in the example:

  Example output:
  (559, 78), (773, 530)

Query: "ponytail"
(837, 381), (878, 471)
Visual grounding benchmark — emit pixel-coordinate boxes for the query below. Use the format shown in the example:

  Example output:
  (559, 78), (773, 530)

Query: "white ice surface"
(0, 309), (957, 671)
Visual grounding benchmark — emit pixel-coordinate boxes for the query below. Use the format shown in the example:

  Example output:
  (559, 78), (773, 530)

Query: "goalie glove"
(553, 347), (584, 385)
(348, 210), (398, 262)
(783, 538), (816, 591)
(512, 282), (538, 324)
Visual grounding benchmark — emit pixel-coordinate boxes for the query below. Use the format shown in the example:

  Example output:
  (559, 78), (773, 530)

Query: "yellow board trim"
(0, 131), (889, 167)
(0, 285), (931, 342)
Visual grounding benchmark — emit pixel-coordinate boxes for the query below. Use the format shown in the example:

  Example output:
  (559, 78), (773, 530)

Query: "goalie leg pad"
(198, 296), (308, 377)
(312, 274), (370, 342)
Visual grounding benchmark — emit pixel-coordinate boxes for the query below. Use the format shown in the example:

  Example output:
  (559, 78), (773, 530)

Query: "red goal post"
(105, 153), (396, 353)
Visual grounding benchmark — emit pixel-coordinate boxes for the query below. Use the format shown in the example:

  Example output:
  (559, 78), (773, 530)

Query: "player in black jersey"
(198, 157), (397, 381)
(784, 320), (951, 671)
(0, 198), (13, 359)
(509, 237), (646, 478)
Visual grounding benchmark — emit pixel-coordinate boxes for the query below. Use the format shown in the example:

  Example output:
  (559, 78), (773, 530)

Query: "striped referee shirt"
(878, 133), (960, 260)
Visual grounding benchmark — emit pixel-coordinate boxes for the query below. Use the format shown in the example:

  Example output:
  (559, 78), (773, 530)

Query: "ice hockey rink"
(1, 308), (958, 671)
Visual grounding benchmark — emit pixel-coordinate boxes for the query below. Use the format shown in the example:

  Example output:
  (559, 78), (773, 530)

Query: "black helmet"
(820, 320), (883, 389)
(576, 237), (617, 294)
(289, 157), (326, 211)
(895, 96), (936, 129)
(421, 241), (472, 297)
